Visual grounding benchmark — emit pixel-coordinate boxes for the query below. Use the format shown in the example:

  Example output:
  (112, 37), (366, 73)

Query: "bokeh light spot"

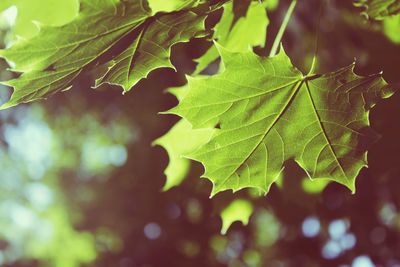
(24, 182), (53, 211)
(107, 144), (127, 166)
(352, 255), (375, 267)
(340, 233), (356, 250)
(302, 216), (320, 238)
(144, 222), (161, 240)
(321, 240), (342, 259)
(1, 6), (17, 26)
(329, 219), (347, 240)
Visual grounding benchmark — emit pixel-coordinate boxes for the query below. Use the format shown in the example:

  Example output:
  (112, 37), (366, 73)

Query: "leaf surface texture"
(0, 0), (205, 108)
(170, 45), (395, 196)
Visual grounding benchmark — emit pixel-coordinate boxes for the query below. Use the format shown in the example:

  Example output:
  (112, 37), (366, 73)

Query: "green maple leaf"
(154, 0), (270, 190)
(354, 0), (400, 19)
(169, 44), (395, 197)
(95, 11), (206, 90)
(0, 0), (206, 109)
(153, 118), (213, 190)
(153, 84), (213, 191)
(194, 0), (269, 74)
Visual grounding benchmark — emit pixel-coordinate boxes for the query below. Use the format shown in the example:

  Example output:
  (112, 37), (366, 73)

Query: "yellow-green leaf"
(195, 0), (269, 74)
(220, 199), (253, 234)
(154, 84), (213, 190)
(153, 118), (213, 191)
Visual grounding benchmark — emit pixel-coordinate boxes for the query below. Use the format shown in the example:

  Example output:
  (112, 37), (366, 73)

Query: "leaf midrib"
(218, 80), (304, 189)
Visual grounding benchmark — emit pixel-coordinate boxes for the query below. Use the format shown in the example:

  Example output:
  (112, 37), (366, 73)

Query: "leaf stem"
(269, 0), (297, 57)
(307, 1), (324, 76)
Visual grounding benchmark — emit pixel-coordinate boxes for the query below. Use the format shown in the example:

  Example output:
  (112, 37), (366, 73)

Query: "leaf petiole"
(269, 0), (297, 57)
(307, 1), (324, 76)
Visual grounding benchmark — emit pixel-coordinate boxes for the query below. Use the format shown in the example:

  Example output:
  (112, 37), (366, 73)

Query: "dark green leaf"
(0, 0), (206, 108)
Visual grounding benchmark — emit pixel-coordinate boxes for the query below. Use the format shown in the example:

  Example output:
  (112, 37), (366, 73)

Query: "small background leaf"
(220, 199), (253, 235)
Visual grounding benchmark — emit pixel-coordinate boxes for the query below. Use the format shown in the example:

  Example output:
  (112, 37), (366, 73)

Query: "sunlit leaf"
(148, 0), (200, 14)
(154, 84), (213, 190)
(169, 44), (395, 197)
(0, 0), (79, 39)
(153, 118), (213, 191)
(195, 0), (269, 73)
(220, 199), (253, 234)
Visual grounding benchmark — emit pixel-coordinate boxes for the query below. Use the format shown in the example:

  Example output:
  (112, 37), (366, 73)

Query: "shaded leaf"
(169, 44), (395, 196)
(354, 0), (400, 19)
(0, 0), (149, 108)
(95, 11), (206, 90)
(0, 0), (206, 109)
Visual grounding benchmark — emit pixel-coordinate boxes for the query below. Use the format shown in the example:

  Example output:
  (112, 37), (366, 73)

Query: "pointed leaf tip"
(220, 199), (253, 235)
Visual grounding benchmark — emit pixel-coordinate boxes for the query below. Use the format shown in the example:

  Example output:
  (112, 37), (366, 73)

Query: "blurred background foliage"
(0, 0), (400, 266)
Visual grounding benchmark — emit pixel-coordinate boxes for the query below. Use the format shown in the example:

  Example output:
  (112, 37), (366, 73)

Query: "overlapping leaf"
(153, 118), (213, 190)
(0, 0), (206, 108)
(153, 84), (213, 190)
(169, 44), (395, 196)
(354, 0), (400, 19)
(195, 0), (269, 73)
(95, 11), (206, 90)
(154, 86), (215, 191)
(155, 0), (271, 190)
